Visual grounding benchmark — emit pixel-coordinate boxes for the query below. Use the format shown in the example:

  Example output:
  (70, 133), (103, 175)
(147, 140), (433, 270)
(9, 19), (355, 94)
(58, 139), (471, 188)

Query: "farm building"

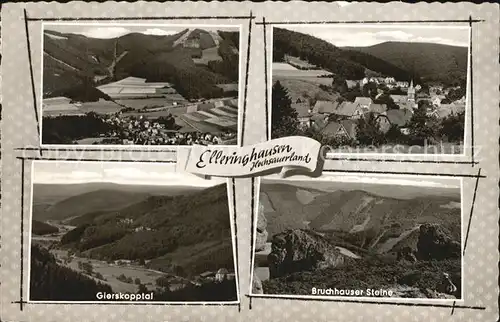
(354, 97), (373, 109)
(428, 103), (465, 119)
(293, 102), (312, 127)
(376, 109), (414, 133)
(320, 119), (357, 140)
(312, 101), (341, 114)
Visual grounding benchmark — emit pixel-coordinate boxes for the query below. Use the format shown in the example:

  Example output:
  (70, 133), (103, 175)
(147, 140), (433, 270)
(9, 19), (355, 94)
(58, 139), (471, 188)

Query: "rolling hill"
(344, 41), (468, 85)
(43, 28), (239, 101)
(260, 181), (461, 254)
(32, 220), (59, 235)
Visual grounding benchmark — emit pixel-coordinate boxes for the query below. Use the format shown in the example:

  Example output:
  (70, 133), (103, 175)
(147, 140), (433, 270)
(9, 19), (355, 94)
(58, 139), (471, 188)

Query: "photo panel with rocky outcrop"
(251, 174), (463, 300)
(41, 23), (241, 146)
(28, 161), (239, 303)
(270, 24), (469, 155)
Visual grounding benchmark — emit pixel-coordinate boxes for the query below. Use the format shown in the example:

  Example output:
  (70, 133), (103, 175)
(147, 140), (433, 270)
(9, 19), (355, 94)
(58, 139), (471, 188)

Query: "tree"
(374, 93), (399, 110)
(362, 82), (378, 98)
(332, 76), (348, 94)
(356, 113), (384, 146)
(137, 284), (148, 293)
(407, 103), (438, 145)
(271, 81), (300, 138)
(385, 124), (407, 145)
(135, 278), (141, 285)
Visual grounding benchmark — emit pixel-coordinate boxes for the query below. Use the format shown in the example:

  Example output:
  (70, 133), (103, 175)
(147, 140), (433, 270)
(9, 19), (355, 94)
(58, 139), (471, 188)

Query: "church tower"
(407, 79), (416, 109)
(407, 79), (415, 102)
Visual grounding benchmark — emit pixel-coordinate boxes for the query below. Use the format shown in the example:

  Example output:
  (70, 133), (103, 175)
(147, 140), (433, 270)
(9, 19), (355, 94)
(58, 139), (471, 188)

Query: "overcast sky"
(33, 161), (225, 187)
(278, 25), (469, 47)
(44, 23), (239, 39)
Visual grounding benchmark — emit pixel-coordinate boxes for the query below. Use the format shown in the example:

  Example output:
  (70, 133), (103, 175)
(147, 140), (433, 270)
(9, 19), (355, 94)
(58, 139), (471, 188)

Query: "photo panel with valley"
(270, 24), (469, 155)
(251, 174), (463, 300)
(28, 161), (239, 303)
(41, 23), (241, 146)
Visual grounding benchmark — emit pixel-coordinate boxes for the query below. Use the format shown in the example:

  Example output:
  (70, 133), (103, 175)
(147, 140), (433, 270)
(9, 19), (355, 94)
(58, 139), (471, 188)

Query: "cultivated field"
(286, 56), (318, 69)
(78, 101), (124, 114)
(50, 249), (167, 293)
(272, 62), (299, 70)
(193, 47), (223, 65)
(272, 63), (332, 77)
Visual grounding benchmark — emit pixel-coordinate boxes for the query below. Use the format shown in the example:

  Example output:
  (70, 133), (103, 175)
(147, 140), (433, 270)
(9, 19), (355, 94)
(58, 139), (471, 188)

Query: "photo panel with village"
(251, 174), (463, 300)
(270, 24), (469, 155)
(41, 23), (242, 146)
(28, 161), (239, 303)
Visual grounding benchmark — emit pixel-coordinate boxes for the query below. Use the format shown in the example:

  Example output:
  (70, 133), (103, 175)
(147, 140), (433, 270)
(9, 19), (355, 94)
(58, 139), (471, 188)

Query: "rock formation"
(416, 223), (461, 260)
(436, 272), (458, 295)
(252, 272), (263, 294)
(255, 203), (268, 252)
(267, 229), (351, 279)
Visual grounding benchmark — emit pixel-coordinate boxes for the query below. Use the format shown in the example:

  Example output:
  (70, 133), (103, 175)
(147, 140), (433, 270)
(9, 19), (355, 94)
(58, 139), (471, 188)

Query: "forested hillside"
(43, 28), (240, 101)
(30, 245), (112, 300)
(53, 183), (234, 277)
(272, 27), (413, 80)
(344, 41), (468, 85)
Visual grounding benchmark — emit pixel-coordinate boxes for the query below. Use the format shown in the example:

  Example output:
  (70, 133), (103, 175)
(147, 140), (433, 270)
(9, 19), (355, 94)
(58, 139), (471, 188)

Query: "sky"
(279, 25), (469, 47)
(44, 23), (239, 39)
(32, 161), (226, 187)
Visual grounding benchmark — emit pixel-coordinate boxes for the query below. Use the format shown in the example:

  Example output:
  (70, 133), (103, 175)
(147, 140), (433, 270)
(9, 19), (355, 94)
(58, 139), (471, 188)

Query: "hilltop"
(43, 28), (239, 101)
(261, 182), (461, 254)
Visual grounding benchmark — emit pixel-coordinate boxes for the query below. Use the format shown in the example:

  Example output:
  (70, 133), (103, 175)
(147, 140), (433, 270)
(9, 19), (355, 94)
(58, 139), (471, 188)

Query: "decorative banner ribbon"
(182, 136), (322, 177)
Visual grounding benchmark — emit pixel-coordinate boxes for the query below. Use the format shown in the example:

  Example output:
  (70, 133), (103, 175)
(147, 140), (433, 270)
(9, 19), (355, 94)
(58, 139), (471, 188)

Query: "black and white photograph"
(41, 23), (241, 146)
(270, 25), (469, 154)
(251, 174), (462, 300)
(29, 161), (239, 303)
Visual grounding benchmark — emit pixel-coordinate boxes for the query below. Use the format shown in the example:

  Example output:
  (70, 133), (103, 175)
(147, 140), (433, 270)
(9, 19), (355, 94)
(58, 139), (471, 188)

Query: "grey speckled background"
(1, 2), (499, 322)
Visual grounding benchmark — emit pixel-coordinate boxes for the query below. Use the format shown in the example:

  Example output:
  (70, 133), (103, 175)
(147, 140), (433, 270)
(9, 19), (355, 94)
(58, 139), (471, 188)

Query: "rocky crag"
(267, 229), (356, 279)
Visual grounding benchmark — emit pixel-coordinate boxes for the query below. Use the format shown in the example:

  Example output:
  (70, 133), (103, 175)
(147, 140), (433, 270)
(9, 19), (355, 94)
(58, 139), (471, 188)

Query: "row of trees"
(42, 113), (116, 144)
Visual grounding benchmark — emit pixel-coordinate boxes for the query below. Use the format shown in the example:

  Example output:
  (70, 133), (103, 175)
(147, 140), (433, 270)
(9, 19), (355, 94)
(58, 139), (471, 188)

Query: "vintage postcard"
(1, 2), (498, 322)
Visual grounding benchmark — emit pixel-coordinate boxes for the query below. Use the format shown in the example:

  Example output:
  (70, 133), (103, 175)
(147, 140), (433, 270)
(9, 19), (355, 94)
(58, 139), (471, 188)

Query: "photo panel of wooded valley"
(270, 24), (469, 155)
(251, 174), (463, 300)
(41, 23), (241, 146)
(29, 161), (239, 303)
